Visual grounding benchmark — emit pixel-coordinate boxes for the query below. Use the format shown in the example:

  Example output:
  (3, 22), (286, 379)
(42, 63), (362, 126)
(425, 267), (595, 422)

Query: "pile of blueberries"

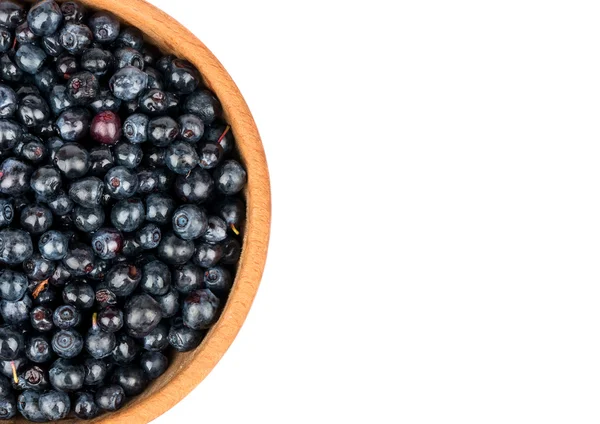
(0, 0), (248, 421)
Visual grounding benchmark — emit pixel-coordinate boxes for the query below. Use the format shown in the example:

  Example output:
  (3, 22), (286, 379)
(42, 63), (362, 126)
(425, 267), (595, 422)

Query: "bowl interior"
(11, 0), (271, 423)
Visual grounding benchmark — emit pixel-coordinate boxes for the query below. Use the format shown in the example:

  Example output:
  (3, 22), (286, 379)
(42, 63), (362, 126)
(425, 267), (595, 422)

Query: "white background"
(149, 1), (600, 423)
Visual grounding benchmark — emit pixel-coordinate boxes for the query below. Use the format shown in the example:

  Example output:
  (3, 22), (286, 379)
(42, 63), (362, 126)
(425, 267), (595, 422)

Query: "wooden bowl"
(14, 0), (271, 422)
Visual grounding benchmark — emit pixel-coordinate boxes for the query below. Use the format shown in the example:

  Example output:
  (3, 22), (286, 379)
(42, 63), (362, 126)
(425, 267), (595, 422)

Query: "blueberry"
(52, 329), (83, 359)
(0, 228), (33, 264)
(91, 227), (123, 260)
(158, 232), (194, 265)
(140, 351), (168, 380)
(184, 89), (222, 124)
(203, 216), (228, 243)
(148, 115), (179, 146)
(83, 356), (107, 386)
(25, 335), (52, 364)
(193, 242), (223, 268)
(95, 287), (117, 308)
(48, 358), (84, 391)
(15, 43), (46, 74)
(13, 364), (50, 391)
(112, 333), (138, 364)
(32, 286), (56, 305)
(20, 204), (52, 234)
(0, 27), (12, 53)
(0, 294), (31, 324)
(95, 384), (125, 411)
(48, 84), (73, 114)
(123, 112), (148, 143)
(115, 26), (144, 50)
(37, 230), (67, 261)
(166, 141), (199, 175)
(15, 21), (37, 44)
(97, 306), (123, 333)
(198, 142), (224, 170)
(85, 327), (116, 359)
(106, 263), (140, 297)
(174, 168), (214, 203)
(74, 392), (99, 419)
(121, 236), (142, 258)
(49, 264), (72, 287)
(204, 266), (232, 293)
(178, 114), (205, 143)
(111, 366), (147, 397)
(139, 89), (169, 115)
(55, 107), (90, 141)
(73, 205), (104, 232)
(145, 66), (163, 90)
(115, 46), (144, 70)
(17, 390), (45, 422)
(0, 198), (13, 228)
(0, 0), (24, 29)
(88, 11), (120, 43)
(0, 120), (22, 150)
(168, 318), (203, 352)
(27, 0), (62, 36)
(89, 145), (114, 176)
(125, 293), (162, 338)
(136, 168), (158, 194)
(91, 110), (121, 144)
(183, 289), (220, 330)
(0, 84), (16, 118)
(136, 223), (161, 249)
(110, 65), (147, 100)
(155, 289), (179, 319)
(0, 326), (23, 360)
(141, 260), (171, 296)
(0, 394), (15, 419)
(156, 55), (175, 74)
(63, 281), (94, 309)
(55, 52), (78, 79)
(82, 47), (114, 76)
(18, 136), (47, 163)
(115, 142), (143, 168)
(69, 176), (104, 209)
(53, 142), (90, 178)
(61, 1), (85, 23)
(39, 390), (70, 420)
(0, 54), (22, 82)
(42, 32), (64, 56)
(111, 198), (145, 232)
(30, 306), (53, 332)
(172, 204), (207, 240)
(59, 22), (92, 54)
(23, 253), (55, 280)
(66, 71), (99, 105)
(167, 59), (201, 94)
(215, 159), (247, 195)
(203, 122), (235, 154)
(105, 166), (138, 199)
(173, 263), (203, 294)
(62, 243), (94, 276)
(221, 238), (242, 265)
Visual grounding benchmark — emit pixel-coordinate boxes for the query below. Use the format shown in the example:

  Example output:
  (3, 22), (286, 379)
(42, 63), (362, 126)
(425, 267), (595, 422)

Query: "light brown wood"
(13, 0), (271, 422)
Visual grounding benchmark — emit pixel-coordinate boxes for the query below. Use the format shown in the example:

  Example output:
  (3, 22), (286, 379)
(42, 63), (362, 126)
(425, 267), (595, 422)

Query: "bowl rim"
(30, 0), (271, 423)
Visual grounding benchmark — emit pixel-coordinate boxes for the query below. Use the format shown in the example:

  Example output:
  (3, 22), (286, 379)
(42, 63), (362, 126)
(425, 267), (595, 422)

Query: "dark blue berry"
(0, 198), (13, 228)
(139, 89), (169, 115)
(62, 243), (94, 276)
(106, 263), (140, 297)
(89, 145), (114, 176)
(115, 142), (143, 169)
(0, 394), (15, 419)
(61, 1), (85, 23)
(174, 167), (214, 203)
(0, 326), (23, 360)
(105, 166), (138, 199)
(27, 0), (62, 36)
(110, 65), (147, 100)
(204, 266), (232, 293)
(25, 335), (52, 363)
(63, 280), (94, 309)
(183, 289), (220, 330)
(123, 112), (148, 143)
(155, 289), (179, 319)
(111, 198), (145, 232)
(0, 158), (34, 196)
(115, 26), (144, 50)
(221, 238), (242, 265)
(141, 260), (170, 296)
(69, 176), (104, 207)
(30, 306), (53, 332)
(140, 351), (168, 380)
(166, 141), (199, 175)
(53, 304), (80, 329)
(184, 89), (222, 124)
(55, 107), (90, 141)
(115, 46), (144, 70)
(0, 294), (31, 324)
(66, 71), (98, 105)
(0, 1), (25, 29)
(203, 216), (228, 243)
(38, 230), (67, 261)
(0, 228), (33, 264)
(20, 204), (53, 234)
(172, 204), (207, 240)
(39, 390), (70, 420)
(145, 193), (174, 225)
(0, 120), (22, 150)
(52, 329), (83, 359)
(97, 306), (123, 333)
(17, 390), (45, 422)
(15, 43), (47, 74)
(42, 33), (64, 56)
(73, 205), (104, 232)
(95, 384), (124, 411)
(112, 333), (138, 364)
(0, 269), (27, 301)
(193, 242), (223, 268)
(167, 59), (200, 94)
(136, 168), (158, 194)
(168, 317), (203, 352)
(83, 356), (107, 386)
(0, 84), (16, 118)
(59, 22), (92, 54)
(48, 358), (84, 391)
(85, 327), (116, 359)
(88, 11), (120, 43)
(173, 263), (203, 294)
(91, 227), (123, 260)
(0, 54), (22, 82)
(55, 52), (78, 79)
(215, 159), (247, 195)
(178, 114), (205, 143)
(136, 223), (161, 250)
(15, 21), (37, 44)
(158, 232), (194, 265)
(74, 392), (98, 419)
(54, 142), (90, 178)
(48, 84), (73, 114)
(148, 115), (179, 146)
(125, 293), (162, 338)
(23, 253), (55, 280)
(112, 366), (147, 396)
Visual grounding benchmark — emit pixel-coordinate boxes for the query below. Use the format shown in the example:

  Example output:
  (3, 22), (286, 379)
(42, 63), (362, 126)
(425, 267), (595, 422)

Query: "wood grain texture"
(12, 0), (272, 423)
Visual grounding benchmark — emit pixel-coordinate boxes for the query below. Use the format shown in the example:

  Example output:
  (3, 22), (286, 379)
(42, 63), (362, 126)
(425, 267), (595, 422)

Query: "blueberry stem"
(32, 279), (49, 299)
(10, 361), (17, 384)
(217, 125), (231, 145)
(230, 223), (240, 235)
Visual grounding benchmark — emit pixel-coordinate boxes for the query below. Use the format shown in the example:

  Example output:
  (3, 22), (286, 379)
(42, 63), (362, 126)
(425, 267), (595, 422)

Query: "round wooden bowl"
(13, 0), (271, 422)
